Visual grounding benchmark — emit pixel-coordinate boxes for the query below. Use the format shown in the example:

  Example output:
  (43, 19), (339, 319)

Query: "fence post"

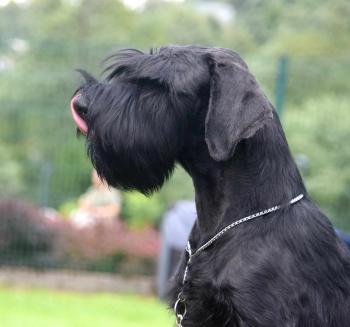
(275, 55), (289, 116)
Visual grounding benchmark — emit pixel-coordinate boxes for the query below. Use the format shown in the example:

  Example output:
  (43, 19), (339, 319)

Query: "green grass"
(0, 288), (174, 327)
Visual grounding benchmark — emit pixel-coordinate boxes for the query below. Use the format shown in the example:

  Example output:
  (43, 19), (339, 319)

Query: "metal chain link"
(174, 194), (304, 326)
(191, 194), (303, 257)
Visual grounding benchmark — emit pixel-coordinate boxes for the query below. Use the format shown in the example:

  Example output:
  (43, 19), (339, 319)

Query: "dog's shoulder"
(213, 201), (350, 326)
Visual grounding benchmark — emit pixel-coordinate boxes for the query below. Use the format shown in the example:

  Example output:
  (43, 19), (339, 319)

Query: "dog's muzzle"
(70, 94), (88, 135)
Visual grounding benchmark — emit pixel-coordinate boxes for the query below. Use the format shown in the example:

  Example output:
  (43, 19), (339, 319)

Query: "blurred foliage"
(230, 0), (350, 56)
(0, 0), (349, 229)
(285, 96), (350, 230)
(122, 192), (166, 228)
(0, 144), (24, 197)
(0, 199), (160, 273)
(0, 199), (60, 267)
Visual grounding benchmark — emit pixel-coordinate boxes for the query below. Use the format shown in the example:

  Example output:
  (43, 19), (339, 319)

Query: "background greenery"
(0, 0), (349, 229)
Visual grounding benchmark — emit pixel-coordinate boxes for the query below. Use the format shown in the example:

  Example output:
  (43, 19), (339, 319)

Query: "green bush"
(0, 145), (24, 197)
(122, 192), (165, 228)
(284, 95), (350, 230)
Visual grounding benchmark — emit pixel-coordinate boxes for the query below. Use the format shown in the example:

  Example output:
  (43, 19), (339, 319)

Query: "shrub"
(62, 221), (160, 275)
(122, 192), (165, 228)
(284, 95), (350, 230)
(0, 199), (161, 274)
(0, 145), (24, 197)
(0, 199), (62, 268)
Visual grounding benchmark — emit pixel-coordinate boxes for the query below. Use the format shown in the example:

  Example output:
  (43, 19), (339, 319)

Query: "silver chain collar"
(174, 194), (304, 327)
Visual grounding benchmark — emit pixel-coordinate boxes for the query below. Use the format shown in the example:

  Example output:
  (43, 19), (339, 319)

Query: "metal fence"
(1, 55), (350, 274)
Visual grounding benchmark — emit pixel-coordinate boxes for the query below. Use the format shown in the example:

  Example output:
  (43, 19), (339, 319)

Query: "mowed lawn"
(0, 288), (174, 327)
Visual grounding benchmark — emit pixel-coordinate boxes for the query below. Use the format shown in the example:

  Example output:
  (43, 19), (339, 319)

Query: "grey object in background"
(157, 200), (197, 299)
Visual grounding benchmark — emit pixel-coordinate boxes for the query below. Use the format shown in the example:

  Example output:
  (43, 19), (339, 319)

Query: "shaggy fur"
(71, 45), (350, 326)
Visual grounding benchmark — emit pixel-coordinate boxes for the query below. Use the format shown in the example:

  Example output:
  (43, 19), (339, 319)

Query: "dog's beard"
(88, 140), (177, 194)
(84, 81), (185, 195)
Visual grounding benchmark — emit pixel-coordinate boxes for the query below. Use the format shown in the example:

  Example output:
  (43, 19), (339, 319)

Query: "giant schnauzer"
(70, 46), (350, 326)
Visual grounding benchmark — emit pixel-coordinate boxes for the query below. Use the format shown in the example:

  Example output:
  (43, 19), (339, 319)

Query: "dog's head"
(71, 46), (273, 194)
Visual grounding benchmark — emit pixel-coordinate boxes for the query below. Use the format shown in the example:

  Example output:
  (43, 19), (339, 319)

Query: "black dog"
(70, 46), (350, 326)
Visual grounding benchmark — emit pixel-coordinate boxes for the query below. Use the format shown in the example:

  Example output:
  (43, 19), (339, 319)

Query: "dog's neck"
(189, 114), (306, 237)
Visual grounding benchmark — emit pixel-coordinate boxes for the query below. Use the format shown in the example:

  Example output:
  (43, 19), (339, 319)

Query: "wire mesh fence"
(1, 54), (350, 274)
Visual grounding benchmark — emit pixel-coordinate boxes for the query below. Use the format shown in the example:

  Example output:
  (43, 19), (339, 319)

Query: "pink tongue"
(70, 95), (88, 135)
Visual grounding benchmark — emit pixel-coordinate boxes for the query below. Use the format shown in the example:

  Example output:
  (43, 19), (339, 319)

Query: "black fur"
(71, 45), (350, 326)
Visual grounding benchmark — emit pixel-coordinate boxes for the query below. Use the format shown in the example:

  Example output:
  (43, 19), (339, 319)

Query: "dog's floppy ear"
(205, 51), (273, 161)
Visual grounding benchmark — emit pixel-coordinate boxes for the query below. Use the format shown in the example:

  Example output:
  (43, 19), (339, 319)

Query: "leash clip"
(174, 292), (187, 327)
